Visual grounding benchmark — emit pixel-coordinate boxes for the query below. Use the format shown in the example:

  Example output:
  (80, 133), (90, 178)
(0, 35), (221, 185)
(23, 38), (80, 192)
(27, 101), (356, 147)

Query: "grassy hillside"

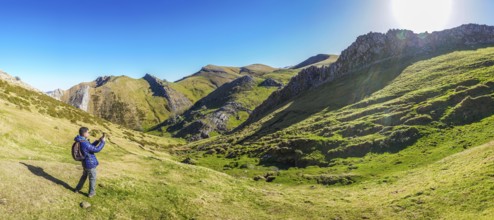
(173, 65), (243, 102)
(59, 76), (174, 131)
(181, 47), (494, 189)
(0, 76), (327, 219)
(2, 74), (494, 219)
(90, 76), (172, 130)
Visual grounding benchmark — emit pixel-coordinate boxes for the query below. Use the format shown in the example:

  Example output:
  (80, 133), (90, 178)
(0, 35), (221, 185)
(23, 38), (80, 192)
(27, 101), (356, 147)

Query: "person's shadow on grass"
(19, 162), (84, 195)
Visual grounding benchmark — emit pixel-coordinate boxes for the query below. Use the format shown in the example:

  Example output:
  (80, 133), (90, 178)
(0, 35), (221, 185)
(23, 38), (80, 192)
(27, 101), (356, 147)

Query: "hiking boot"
(88, 193), (96, 198)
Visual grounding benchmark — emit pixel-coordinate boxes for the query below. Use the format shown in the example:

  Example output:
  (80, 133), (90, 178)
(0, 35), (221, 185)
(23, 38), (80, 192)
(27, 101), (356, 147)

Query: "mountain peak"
(200, 64), (239, 73)
(292, 54), (335, 69)
(95, 75), (113, 87)
(240, 64), (277, 75)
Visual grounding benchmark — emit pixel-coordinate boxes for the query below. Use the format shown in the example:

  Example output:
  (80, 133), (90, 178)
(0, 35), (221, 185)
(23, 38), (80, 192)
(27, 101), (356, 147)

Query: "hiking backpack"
(72, 141), (85, 161)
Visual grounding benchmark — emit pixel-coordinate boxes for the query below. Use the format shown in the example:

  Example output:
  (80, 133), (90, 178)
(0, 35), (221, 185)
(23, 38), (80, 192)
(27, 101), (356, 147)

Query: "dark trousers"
(75, 167), (97, 195)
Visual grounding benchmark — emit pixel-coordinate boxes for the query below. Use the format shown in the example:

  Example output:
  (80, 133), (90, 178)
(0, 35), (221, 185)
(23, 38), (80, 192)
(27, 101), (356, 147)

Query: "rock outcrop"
(259, 78), (283, 87)
(244, 24), (494, 126)
(143, 74), (192, 113)
(68, 85), (90, 111)
(95, 76), (111, 87)
(46, 88), (64, 100)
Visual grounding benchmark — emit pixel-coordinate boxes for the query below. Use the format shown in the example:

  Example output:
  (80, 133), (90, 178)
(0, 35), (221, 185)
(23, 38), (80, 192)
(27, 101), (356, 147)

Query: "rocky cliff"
(67, 85), (91, 111)
(143, 74), (192, 113)
(244, 24), (494, 126)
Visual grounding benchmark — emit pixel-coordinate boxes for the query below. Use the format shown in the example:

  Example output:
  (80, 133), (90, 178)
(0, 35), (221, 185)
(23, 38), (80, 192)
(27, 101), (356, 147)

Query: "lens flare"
(392, 0), (453, 33)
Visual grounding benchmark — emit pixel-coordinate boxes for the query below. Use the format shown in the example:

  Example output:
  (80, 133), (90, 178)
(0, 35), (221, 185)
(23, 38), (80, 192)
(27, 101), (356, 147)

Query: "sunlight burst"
(392, 0), (453, 33)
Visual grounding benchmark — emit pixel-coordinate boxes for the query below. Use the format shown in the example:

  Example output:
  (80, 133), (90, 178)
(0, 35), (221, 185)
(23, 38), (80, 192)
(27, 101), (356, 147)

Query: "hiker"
(73, 127), (105, 198)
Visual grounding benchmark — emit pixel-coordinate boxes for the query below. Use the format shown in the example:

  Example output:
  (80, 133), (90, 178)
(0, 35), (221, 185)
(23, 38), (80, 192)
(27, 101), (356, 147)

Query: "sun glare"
(392, 0), (453, 33)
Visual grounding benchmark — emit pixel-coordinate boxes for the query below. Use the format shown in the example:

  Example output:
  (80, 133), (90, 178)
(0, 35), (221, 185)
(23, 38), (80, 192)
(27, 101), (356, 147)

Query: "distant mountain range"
(45, 55), (337, 133)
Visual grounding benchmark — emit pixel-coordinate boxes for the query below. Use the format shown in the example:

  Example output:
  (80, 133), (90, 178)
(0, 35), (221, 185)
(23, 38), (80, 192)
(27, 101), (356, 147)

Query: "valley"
(1, 24), (494, 219)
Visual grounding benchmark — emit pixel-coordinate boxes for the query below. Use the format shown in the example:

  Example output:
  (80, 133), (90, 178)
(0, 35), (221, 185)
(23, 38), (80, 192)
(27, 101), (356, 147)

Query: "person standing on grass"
(74, 127), (105, 198)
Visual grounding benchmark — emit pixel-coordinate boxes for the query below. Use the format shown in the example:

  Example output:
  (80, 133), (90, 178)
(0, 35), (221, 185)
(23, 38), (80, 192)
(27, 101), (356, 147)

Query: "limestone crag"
(68, 85), (90, 111)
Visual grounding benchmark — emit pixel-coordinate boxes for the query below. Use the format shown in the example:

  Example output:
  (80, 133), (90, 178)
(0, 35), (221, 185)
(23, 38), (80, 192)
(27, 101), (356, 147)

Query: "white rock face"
(68, 85), (90, 111)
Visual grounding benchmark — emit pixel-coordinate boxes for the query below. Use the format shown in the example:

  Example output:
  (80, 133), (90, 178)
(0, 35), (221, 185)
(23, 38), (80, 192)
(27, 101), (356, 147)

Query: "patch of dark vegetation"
(303, 174), (358, 185)
(181, 157), (197, 165)
(253, 171), (278, 182)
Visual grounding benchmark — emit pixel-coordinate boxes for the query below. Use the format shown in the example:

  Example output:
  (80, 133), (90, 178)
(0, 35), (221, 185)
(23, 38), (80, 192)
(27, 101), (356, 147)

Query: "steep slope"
(156, 69), (298, 141)
(291, 54), (339, 69)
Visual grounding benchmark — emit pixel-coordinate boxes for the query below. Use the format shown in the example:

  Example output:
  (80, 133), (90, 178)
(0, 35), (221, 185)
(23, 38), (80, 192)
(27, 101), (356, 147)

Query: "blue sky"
(0, 0), (493, 91)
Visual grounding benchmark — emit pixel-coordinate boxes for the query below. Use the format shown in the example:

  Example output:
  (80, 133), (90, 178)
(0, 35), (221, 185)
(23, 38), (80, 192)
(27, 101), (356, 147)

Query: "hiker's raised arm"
(86, 141), (105, 153)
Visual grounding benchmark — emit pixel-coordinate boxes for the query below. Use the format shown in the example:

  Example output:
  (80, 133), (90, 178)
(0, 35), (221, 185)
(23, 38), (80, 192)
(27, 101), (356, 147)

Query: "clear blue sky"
(0, 0), (493, 91)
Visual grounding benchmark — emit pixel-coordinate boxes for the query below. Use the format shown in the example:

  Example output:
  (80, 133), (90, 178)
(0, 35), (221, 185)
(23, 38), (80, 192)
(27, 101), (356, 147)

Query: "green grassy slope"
(91, 76), (172, 130)
(2, 56), (494, 219)
(0, 77), (330, 219)
(173, 65), (243, 103)
(59, 76), (173, 131)
(183, 47), (494, 186)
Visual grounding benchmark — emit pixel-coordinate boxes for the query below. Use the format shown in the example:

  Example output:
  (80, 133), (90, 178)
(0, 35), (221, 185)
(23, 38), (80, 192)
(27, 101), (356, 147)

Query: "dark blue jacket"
(74, 135), (105, 169)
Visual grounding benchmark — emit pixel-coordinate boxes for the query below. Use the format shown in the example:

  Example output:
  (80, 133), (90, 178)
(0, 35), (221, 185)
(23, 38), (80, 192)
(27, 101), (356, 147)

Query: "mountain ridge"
(47, 62), (287, 130)
(242, 24), (494, 128)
